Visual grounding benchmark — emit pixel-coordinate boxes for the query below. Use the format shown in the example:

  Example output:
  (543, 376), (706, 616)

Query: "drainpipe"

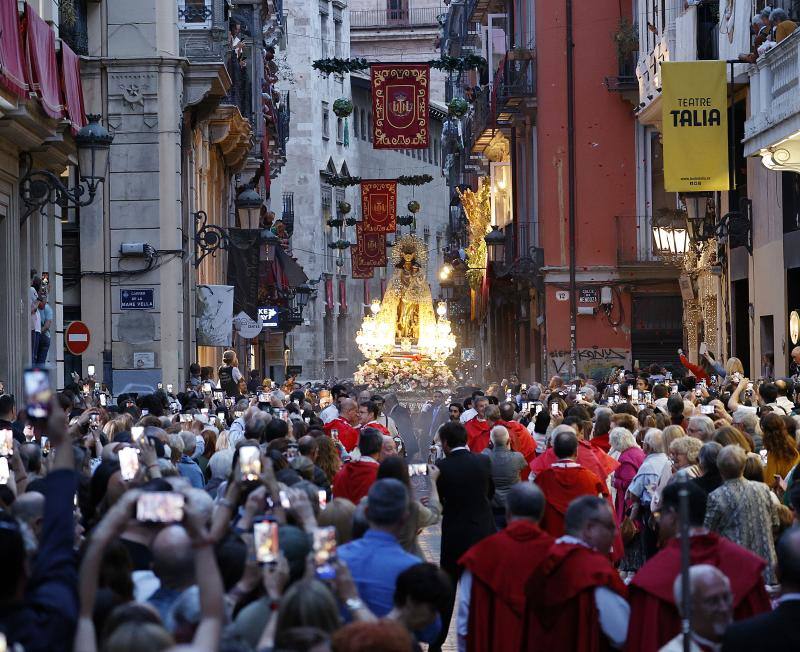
(566, 0), (578, 377)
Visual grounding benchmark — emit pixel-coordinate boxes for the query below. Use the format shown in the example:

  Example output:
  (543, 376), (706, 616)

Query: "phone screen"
(240, 446), (261, 482)
(180, 414), (193, 423)
(136, 492), (185, 523)
(318, 489), (327, 510)
(0, 457), (9, 484)
(700, 405), (715, 415)
(253, 521), (279, 563)
(202, 382), (212, 393)
(119, 447), (140, 481)
(313, 526), (337, 580)
(550, 403), (559, 416)
(24, 367), (52, 420)
(131, 426), (145, 443)
(258, 393), (269, 403)
(534, 404), (543, 415)
(279, 489), (291, 509)
(99, 394), (107, 407)
(0, 430), (13, 457)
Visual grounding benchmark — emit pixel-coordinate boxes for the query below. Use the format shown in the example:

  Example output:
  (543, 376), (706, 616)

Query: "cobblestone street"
(418, 525), (459, 652)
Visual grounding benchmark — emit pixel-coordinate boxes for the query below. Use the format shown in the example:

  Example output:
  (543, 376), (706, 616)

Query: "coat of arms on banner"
(371, 64), (430, 149)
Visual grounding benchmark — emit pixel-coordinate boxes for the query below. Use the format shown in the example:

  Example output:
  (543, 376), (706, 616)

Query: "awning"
(60, 41), (86, 132)
(275, 246), (308, 287)
(23, 4), (63, 119)
(0, 0), (28, 97)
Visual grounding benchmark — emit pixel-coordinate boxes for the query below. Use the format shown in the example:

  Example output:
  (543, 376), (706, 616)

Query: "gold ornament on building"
(457, 178), (491, 290)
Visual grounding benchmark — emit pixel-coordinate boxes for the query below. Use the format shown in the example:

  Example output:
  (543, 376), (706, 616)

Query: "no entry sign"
(65, 321), (91, 356)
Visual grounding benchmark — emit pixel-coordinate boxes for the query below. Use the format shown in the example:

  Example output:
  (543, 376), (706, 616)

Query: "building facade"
(272, 0), (450, 382)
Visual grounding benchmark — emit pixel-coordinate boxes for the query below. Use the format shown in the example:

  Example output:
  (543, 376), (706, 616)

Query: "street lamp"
(261, 229), (281, 263)
(439, 262), (453, 281)
(20, 114), (114, 222)
(294, 282), (312, 309)
(235, 185), (263, 226)
(484, 225), (506, 264)
(681, 193), (711, 243)
(651, 212), (689, 258)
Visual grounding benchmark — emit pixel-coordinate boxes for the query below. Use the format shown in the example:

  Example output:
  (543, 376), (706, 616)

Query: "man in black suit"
(722, 526), (800, 651)
(430, 421), (495, 651)
(383, 393), (418, 460)
(417, 391), (450, 448)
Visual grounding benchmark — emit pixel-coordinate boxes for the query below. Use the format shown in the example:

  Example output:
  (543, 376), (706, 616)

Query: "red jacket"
(323, 417), (359, 452)
(459, 521), (554, 652)
(332, 459), (379, 504)
(534, 461), (608, 538)
(530, 440), (619, 481)
(625, 532), (770, 652)
(590, 432), (611, 454)
(465, 417), (491, 453)
(679, 353), (710, 383)
(522, 542), (628, 652)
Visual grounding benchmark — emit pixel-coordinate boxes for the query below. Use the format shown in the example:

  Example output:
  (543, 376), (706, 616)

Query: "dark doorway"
(731, 278), (751, 375)
(631, 295), (683, 369)
(787, 268), (800, 371)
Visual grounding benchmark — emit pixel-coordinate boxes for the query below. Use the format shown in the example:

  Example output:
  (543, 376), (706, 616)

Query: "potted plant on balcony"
(613, 17), (639, 68)
(507, 46), (535, 61)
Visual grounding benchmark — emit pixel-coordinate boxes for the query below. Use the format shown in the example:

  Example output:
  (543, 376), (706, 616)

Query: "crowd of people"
(2, 350), (800, 651)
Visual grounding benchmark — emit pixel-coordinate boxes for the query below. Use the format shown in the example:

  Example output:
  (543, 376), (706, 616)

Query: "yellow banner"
(661, 61), (729, 192)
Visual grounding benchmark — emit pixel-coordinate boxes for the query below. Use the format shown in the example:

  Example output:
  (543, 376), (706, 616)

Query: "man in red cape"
(522, 496), (629, 652)
(534, 427), (610, 538)
(332, 427), (382, 503)
(357, 399), (390, 436)
(457, 483), (554, 652)
(625, 481), (771, 652)
(323, 397), (360, 452)
(464, 396), (491, 452)
(487, 403), (537, 479)
(529, 424), (619, 482)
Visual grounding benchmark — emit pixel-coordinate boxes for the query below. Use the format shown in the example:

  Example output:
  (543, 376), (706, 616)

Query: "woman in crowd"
(761, 412), (800, 486)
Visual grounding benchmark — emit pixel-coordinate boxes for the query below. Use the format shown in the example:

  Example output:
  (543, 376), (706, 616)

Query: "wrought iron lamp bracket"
(194, 210), (231, 267)
(19, 152), (101, 224)
(493, 246), (545, 281)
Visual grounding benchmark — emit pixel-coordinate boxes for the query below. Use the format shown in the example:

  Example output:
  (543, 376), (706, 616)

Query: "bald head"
(12, 492), (45, 540)
(673, 564), (733, 639)
(499, 401), (516, 421)
(151, 525), (195, 589)
(553, 428), (579, 459)
(506, 483), (545, 522)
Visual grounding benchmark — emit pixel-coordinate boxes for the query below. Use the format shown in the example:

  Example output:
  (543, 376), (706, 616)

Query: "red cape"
(625, 532), (771, 652)
(522, 542), (628, 652)
(590, 432), (611, 453)
(332, 460), (379, 504)
(465, 417), (491, 452)
(324, 418), (360, 452)
(459, 521), (554, 652)
(530, 439), (619, 481)
(363, 421), (390, 436)
(534, 462), (608, 538)
(501, 420), (537, 478)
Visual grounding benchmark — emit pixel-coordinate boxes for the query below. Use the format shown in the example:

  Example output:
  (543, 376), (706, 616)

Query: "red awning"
(60, 41), (85, 132)
(23, 4), (63, 119)
(0, 0), (28, 97)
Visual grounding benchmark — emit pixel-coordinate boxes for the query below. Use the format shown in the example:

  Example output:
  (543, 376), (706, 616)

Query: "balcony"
(495, 55), (536, 125)
(350, 7), (443, 29)
(605, 52), (638, 94)
(178, 0), (214, 29)
(614, 214), (682, 273)
(744, 29), (800, 167)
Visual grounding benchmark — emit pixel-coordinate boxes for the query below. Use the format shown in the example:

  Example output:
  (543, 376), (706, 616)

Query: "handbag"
(620, 515), (639, 545)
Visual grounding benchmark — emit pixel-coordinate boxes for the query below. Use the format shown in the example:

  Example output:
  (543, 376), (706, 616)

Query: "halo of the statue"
(390, 233), (428, 268)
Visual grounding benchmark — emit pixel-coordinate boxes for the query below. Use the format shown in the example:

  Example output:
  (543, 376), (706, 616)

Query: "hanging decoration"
(407, 200), (420, 214)
(356, 222), (388, 267)
(322, 173), (434, 187)
(447, 97), (469, 118)
(313, 57), (370, 75)
(312, 55), (486, 77)
(333, 99), (353, 148)
(372, 63), (430, 149)
(351, 250), (375, 279)
(337, 200), (352, 215)
(360, 180), (397, 233)
(458, 178), (492, 291)
(397, 174), (434, 186)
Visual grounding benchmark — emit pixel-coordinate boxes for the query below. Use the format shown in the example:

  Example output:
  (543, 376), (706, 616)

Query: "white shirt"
(29, 287), (41, 332)
(460, 407), (477, 423)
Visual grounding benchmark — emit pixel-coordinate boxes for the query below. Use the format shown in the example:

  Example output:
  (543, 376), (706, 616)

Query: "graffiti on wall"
(548, 347), (631, 381)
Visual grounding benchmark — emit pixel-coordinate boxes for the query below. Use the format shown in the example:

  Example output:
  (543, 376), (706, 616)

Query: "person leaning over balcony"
(771, 8), (798, 43)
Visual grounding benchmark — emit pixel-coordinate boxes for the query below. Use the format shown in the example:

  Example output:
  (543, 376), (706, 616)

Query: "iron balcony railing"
(350, 6), (443, 28)
(615, 214), (678, 266)
(497, 55), (536, 103)
(178, 0), (214, 28)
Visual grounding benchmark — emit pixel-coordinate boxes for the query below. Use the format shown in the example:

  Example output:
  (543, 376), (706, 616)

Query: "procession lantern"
(484, 225), (506, 264)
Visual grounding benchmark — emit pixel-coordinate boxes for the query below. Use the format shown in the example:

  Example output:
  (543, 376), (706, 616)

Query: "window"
(320, 11), (329, 58)
(334, 18), (343, 58)
(178, 0), (212, 29)
(322, 103), (330, 139)
(322, 185), (333, 273)
(361, 111), (367, 140)
(367, 112), (373, 142)
(337, 117), (344, 143)
(324, 313), (334, 360)
(353, 107), (360, 139)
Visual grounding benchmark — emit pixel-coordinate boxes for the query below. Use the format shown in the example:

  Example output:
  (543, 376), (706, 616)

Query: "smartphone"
(136, 492), (185, 523)
(202, 382), (212, 393)
(318, 489), (328, 510)
(632, 390), (640, 403)
(157, 383), (163, 390)
(733, 372), (741, 383)
(239, 446), (261, 482)
(627, 385), (633, 397)
(234, 410), (244, 418)
(0, 457), (9, 484)
(90, 414), (100, 428)
(313, 526), (337, 580)
(666, 371), (672, 380)
(535, 404), (543, 415)
(141, 409), (149, 417)
(644, 391), (652, 403)
(759, 449), (768, 466)
(699, 342), (708, 355)
(225, 398), (234, 408)
(131, 425), (145, 443)
(521, 401), (530, 412)
(550, 403), (559, 416)
(200, 408), (209, 416)
(179, 414), (193, 423)
(213, 391), (224, 401)
(331, 428), (340, 444)
(700, 405), (715, 415)
(41, 436), (50, 455)
(24, 367), (52, 420)
(87, 364), (95, 377)
(167, 384), (173, 393)
(253, 521), (279, 563)
(747, 382), (754, 392)
(521, 383), (527, 392)
(671, 384), (679, 394)
(279, 489), (291, 509)
(258, 392), (269, 403)
(119, 447), (140, 481)
(277, 408), (288, 422)
(0, 430), (13, 456)
(99, 394), (107, 407)
(612, 383), (619, 393)
(217, 412), (225, 421)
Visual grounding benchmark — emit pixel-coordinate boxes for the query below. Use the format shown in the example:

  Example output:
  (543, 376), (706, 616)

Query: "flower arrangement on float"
(354, 357), (454, 392)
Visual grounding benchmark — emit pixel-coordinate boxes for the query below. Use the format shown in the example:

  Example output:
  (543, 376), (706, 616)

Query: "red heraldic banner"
(371, 63), (429, 149)
(356, 222), (387, 268)
(360, 180), (397, 234)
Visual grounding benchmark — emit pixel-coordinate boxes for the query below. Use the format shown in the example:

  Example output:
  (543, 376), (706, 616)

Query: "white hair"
(672, 564), (731, 616)
(490, 425), (510, 447)
(643, 428), (664, 453)
(609, 427), (638, 453)
(186, 487), (214, 525)
(208, 448), (234, 479)
(687, 415), (715, 440)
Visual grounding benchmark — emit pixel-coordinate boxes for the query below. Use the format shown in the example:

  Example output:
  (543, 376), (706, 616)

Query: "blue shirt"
(38, 303), (54, 338)
(177, 455), (205, 488)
